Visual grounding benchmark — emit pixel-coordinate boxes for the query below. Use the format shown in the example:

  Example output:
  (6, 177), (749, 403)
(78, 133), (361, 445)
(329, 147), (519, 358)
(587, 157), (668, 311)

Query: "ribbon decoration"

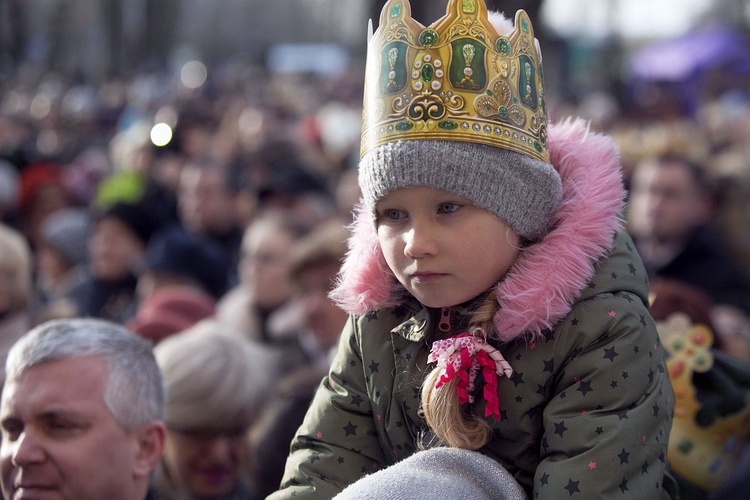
(427, 328), (513, 420)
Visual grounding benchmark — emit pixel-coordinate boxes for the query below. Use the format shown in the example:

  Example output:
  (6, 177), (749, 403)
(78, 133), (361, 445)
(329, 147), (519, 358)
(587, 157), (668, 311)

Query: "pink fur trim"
(331, 119), (626, 342)
(329, 204), (400, 312)
(493, 119), (625, 341)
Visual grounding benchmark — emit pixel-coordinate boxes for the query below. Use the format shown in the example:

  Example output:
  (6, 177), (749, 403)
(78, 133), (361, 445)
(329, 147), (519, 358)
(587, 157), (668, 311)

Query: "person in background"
(288, 219), (350, 369)
(153, 321), (274, 500)
(73, 201), (161, 323)
(16, 162), (71, 251)
(126, 285), (216, 345)
(177, 156), (243, 286)
(629, 154), (750, 310)
(0, 160), (20, 227)
(628, 154), (750, 358)
(216, 213), (305, 351)
(137, 224), (232, 302)
(254, 162), (338, 231)
(32, 208), (90, 323)
(0, 223), (33, 390)
(0, 318), (165, 500)
(247, 219), (349, 497)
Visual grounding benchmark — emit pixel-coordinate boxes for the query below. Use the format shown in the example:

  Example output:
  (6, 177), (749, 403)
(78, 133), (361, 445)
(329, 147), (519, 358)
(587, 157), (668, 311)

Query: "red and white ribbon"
(427, 328), (513, 420)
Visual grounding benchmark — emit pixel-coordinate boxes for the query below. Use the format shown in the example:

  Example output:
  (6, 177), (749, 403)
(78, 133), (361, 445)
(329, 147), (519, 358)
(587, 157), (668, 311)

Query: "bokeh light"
(180, 60), (208, 89)
(150, 122), (173, 147)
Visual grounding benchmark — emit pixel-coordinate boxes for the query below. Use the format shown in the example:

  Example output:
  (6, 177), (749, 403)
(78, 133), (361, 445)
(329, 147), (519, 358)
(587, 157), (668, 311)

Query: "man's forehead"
(1, 356), (109, 411)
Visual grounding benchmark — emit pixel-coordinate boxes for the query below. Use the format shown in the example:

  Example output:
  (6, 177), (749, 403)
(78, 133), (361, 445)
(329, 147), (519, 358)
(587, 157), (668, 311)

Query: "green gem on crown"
(420, 29), (439, 47)
(496, 38), (511, 55)
(395, 121), (414, 131)
(462, 0), (476, 14)
(521, 19), (529, 33)
(390, 3), (402, 18)
(438, 120), (459, 130)
(421, 64), (434, 82)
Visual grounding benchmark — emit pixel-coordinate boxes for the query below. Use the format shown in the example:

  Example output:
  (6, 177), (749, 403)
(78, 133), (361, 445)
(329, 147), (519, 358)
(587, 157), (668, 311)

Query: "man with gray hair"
(0, 318), (165, 500)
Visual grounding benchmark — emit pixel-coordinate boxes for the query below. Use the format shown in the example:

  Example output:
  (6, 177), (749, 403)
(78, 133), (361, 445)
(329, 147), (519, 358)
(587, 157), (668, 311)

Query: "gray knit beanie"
(359, 140), (562, 242)
(333, 447), (527, 500)
(40, 208), (91, 267)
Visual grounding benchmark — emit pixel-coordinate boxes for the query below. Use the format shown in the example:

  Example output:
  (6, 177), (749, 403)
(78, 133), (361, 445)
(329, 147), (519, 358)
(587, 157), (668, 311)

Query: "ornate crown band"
(361, 0), (549, 163)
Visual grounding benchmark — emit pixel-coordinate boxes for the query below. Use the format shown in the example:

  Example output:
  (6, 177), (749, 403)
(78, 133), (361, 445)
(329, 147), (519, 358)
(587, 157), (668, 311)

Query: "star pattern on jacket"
(272, 233), (676, 500)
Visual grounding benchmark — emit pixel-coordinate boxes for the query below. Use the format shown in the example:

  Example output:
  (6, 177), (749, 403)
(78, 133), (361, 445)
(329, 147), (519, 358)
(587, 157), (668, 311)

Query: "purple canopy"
(629, 27), (750, 81)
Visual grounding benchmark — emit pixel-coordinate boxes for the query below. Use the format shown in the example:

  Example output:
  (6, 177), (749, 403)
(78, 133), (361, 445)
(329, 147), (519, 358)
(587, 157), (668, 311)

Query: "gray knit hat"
(333, 447), (527, 500)
(40, 208), (91, 267)
(359, 140), (561, 242)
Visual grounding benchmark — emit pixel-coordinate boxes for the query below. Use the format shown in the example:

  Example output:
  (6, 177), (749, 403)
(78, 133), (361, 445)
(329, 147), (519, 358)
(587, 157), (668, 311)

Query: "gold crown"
(360, 0), (549, 163)
(657, 313), (750, 491)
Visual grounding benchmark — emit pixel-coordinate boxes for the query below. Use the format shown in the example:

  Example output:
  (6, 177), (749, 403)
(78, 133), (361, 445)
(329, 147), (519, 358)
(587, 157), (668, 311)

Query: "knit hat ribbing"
(359, 140), (561, 241)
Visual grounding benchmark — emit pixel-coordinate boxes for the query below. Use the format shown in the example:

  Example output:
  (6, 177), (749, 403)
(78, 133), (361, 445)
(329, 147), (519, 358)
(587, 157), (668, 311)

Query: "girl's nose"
(403, 223), (438, 258)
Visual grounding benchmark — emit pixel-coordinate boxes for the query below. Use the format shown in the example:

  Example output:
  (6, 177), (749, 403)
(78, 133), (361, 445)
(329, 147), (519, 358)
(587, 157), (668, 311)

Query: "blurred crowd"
(1, 58), (749, 498)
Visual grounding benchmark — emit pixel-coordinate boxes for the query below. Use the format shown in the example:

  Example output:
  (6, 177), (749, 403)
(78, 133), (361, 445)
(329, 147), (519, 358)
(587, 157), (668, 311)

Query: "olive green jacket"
(270, 232), (677, 499)
(269, 121), (677, 499)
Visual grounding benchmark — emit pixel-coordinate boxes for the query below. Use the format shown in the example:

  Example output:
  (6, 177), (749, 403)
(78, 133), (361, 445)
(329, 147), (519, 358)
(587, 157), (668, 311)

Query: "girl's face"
(376, 186), (520, 308)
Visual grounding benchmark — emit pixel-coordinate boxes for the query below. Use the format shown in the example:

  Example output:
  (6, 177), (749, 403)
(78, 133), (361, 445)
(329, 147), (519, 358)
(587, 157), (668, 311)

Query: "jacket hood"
(330, 118), (626, 342)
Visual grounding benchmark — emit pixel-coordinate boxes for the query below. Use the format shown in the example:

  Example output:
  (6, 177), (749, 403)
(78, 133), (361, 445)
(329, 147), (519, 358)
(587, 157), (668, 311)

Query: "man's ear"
(133, 421), (166, 478)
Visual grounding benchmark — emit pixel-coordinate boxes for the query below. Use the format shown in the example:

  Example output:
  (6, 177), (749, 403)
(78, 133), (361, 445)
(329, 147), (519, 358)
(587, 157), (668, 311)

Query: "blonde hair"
(154, 320), (274, 432)
(420, 289), (500, 450)
(0, 223), (32, 312)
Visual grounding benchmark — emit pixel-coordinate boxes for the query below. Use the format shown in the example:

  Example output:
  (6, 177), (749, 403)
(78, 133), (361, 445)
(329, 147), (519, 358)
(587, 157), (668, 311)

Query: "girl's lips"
(409, 272), (447, 282)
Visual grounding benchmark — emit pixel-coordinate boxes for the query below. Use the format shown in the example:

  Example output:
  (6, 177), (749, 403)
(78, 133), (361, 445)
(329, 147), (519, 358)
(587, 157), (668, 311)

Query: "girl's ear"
(133, 421), (166, 478)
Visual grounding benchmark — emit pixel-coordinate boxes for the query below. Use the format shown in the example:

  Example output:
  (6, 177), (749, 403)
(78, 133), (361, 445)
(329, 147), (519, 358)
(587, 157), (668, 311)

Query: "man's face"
(0, 356), (144, 500)
(178, 168), (236, 235)
(239, 222), (295, 310)
(628, 160), (711, 244)
(294, 262), (348, 349)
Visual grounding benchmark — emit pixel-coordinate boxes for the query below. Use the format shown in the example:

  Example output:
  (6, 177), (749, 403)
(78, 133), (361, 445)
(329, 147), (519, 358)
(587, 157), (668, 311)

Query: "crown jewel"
(361, 0), (549, 163)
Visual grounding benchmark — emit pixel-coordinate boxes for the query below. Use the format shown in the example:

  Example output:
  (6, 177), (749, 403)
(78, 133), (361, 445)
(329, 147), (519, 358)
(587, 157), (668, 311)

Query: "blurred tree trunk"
(102, 0), (124, 76)
(369, 0), (444, 26)
(3, 0), (26, 68)
(145, 0), (177, 69)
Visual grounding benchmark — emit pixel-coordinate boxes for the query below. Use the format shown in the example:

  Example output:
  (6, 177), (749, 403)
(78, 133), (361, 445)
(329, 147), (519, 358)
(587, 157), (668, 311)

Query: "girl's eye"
(378, 208), (407, 222)
(438, 202), (461, 214)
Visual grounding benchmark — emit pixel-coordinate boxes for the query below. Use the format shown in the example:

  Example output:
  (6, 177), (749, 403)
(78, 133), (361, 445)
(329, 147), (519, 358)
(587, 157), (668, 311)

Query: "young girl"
(270, 1), (677, 498)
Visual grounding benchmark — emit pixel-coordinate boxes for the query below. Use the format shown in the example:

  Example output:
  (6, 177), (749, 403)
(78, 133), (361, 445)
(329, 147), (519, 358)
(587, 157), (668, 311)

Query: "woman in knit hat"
(270, 1), (677, 499)
(32, 208), (91, 323)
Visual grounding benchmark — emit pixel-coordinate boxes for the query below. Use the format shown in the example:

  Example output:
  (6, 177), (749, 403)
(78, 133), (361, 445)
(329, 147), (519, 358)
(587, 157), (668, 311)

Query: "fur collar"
(330, 118), (625, 342)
